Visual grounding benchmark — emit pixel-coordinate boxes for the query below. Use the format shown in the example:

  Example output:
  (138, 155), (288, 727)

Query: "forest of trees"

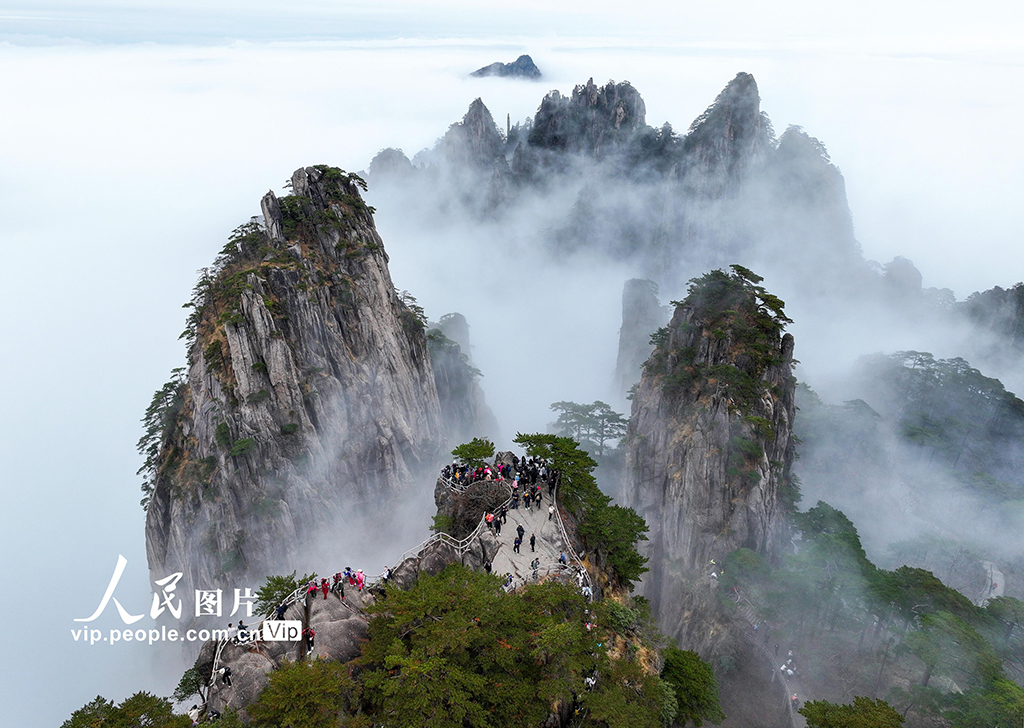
(721, 502), (1024, 727)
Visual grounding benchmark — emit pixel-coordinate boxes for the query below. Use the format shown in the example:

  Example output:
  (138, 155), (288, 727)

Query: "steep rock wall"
(427, 315), (499, 443)
(612, 278), (670, 402)
(144, 166), (448, 596)
(624, 268), (797, 649)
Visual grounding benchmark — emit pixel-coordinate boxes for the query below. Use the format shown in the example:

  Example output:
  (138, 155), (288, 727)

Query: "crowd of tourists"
(445, 453), (597, 600)
(441, 455), (561, 492)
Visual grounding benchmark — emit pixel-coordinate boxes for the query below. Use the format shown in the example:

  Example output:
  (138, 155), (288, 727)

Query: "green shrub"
(248, 659), (360, 728)
(603, 600), (642, 633)
(214, 422), (232, 450)
(172, 663), (204, 703)
(280, 423), (299, 435)
(661, 646), (726, 727)
(431, 513), (454, 534)
(62, 692), (190, 728)
(204, 339), (225, 372)
(253, 570), (317, 615)
(450, 437), (495, 466)
(246, 389), (271, 404)
(229, 438), (255, 457)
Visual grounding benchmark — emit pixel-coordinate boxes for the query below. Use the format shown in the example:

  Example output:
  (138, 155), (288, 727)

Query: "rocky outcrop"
(471, 54), (542, 79)
(427, 313), (499, 443)
(612, 279), (670, 401)
(428, 330), (499, 444)
(624, 267), (797, 649)
(433, 476), (510, 539)
(754, 125), (867, 291)
(435, 312), (471, 353)
(437, 98), (505, 170)
(367, 147), (416, 182)
(680, 72), (771, 198)
(528, 78), (646, 158)
(393, 71), (869, 293)
(144, 165), (449, 598)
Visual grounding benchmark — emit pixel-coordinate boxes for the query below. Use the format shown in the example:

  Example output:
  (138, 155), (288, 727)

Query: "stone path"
(486, 488), (576, 589)
(736, 594), (801, 728)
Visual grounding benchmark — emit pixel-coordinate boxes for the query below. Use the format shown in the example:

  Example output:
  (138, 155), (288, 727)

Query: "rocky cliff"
(427, 326), (500, 444)
(624, 266), (797, 649)
(370, 72), (869, 295)
(436, 98), (505, 170)
(528, 77), (646, 158)
(143, 165), (481, 597)
(612, 278), (670, 402)
(679, 72), (771, 198)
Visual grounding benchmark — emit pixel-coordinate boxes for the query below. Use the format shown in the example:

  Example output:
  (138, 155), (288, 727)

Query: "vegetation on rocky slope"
(646, 265), (792, 414)
(722, 502), (1024, 727)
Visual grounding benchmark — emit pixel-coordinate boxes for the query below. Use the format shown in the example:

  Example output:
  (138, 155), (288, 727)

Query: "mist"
(3, 8), (1024, 727)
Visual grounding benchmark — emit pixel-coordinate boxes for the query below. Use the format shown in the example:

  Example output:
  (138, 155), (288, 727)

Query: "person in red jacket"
(320, 578), (330, 599)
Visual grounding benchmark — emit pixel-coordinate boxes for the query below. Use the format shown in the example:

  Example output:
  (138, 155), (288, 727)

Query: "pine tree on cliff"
(624, 265), (798, 645)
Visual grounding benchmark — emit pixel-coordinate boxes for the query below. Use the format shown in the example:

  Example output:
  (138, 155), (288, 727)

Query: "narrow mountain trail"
(487, 489), (577, 589)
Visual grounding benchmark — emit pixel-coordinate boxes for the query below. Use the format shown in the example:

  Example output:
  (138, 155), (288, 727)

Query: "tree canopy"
(799, 697), (904, 728)
(660, 646), (725, 727)
(248, 659), (362, 728)
(253, 570), (318, 616)
(451, 437), (495, 467)
(549, 400), (628, 457)
(358, 564), (673, 728)
(62, 693), (191, 728)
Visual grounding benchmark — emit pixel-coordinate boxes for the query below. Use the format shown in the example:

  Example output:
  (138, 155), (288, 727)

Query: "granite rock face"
(384, 71), (865, 294)
(529, 78), (646, 158)
(206, 586), (373, 716)
(437, 98), (505, 170)
(428, 314), (499, 443)
(202, 518), (502, 716)
(680, 72), (771, 198)
(612, 279), (670, 402)
(144, 165), (473, 598)
(624, 269), (797, 649)
(367, 147), (416, 183)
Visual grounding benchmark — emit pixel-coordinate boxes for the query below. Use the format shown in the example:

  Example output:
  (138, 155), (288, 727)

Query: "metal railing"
(438, 471), (512, 493)
(209, 462), (593, 698)
(733, 589), (797, 728)
(551, 481), (595, 600)
(365, 479), (515, 588)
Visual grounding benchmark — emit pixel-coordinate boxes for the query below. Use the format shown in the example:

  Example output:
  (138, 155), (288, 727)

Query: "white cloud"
(2, 10), (1023, 723)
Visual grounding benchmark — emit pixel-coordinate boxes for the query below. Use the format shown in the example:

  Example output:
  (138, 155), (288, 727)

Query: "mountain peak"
(681, 72), (770, 195)
(437, 98), (504, 168)
(529, 78), (646, 156)
(470, 54), (542, 79)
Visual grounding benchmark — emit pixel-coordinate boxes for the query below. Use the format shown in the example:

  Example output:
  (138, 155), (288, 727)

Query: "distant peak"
(470, 54), (542, 79)
(466, 97), (490, 118)
(688, 72), (761, 136)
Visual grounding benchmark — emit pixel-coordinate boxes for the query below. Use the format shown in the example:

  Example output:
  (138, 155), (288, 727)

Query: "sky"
(1, 2), (1023, 726)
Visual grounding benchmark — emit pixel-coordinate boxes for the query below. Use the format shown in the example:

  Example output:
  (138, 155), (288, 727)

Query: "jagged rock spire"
(529, 78), (646, 157)
(437, 98), (504, 169)
(681, 72), (771, 196)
